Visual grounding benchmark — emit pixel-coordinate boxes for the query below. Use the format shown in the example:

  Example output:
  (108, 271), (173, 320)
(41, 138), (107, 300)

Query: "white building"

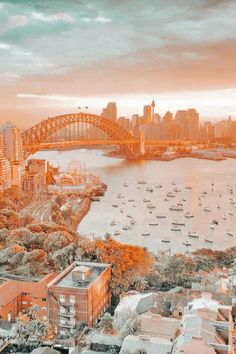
(173, 293), (233, 354)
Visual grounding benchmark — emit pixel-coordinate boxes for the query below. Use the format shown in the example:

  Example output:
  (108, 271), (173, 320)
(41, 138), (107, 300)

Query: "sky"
(0, 0), (236, 128)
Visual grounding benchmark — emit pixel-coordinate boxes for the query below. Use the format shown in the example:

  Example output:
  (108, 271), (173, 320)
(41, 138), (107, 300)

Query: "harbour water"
(33, 149), (236, 255)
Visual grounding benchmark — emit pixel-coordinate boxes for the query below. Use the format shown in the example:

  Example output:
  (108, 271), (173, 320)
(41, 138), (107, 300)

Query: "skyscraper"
(0, 122), (23, 162)
(143, 105), (152, 125)
(187, 109), (200, 140)
(101, 102), (117, 123)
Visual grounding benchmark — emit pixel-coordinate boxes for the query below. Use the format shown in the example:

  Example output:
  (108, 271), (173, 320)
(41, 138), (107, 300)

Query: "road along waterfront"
(33, 148), (236, 256)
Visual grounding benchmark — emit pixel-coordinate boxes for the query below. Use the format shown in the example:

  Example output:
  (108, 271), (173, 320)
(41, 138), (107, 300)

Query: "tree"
(113, 308), (140, 340)
(95, 237), (154, 295)
(99, 313), (114, 334)
(22, 214), (35, 227)
(13, 313), (49, 345)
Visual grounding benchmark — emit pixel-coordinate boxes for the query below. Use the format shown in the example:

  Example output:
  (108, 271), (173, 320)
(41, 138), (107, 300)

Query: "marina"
(34, 149), (236, 255)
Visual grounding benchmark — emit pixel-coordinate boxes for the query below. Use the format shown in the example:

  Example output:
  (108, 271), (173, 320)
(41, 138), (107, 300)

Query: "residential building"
(23, 159), (48, 195)
(115, 291), (156, 317)
(173, 292), (234, 354)
(0, 157), (11, 192)
(0, 122), (23, 162)
(11, 161), (25, 188)
(48, 262), (111, 335)
(0, 273), (57, 322)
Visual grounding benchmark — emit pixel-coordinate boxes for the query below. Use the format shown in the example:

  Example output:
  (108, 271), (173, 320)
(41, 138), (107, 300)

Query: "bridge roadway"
(23, 138), (196, 153)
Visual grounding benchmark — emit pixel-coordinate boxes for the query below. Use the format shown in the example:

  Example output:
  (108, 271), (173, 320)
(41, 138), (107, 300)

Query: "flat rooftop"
(54, 262), (109, 289)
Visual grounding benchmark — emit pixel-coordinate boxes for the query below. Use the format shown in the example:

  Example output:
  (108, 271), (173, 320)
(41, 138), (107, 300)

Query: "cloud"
(95, 16), (112, 23)
(0, 71), (21, 80)
(0, 43), (10, 50)
(81, 17), (92, 23)
(17, 93), (79, 101)
(31, 11), (75, 23)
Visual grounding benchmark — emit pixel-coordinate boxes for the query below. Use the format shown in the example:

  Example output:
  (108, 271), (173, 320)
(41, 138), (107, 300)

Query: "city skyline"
(0, 0), (236, 126)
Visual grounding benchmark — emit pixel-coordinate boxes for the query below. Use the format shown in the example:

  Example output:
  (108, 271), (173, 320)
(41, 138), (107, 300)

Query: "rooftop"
(50, 262), (110, 289)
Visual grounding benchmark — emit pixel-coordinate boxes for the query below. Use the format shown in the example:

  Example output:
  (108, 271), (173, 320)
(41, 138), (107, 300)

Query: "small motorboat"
(147, 203), (156, 209)
(142, 232), (151, 236)
(205, 238), (213, 243)
(123, 225), (131, 231)
(183, 241), (191, 246)
(114, 230), (120, 236)
(184, 212), (194, 218)
(171, 227), (181, 232)
(227, 230), (233, 236)
(204, 207), (211, 212)
(149, 222), (158, 226)
(162, 237), (170, 243)
(169, 205), (183, 211)
(172, 222), (185, 226)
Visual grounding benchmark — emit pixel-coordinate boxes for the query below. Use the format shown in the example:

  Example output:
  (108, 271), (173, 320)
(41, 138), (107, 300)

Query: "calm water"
(33, 149), (236, 255)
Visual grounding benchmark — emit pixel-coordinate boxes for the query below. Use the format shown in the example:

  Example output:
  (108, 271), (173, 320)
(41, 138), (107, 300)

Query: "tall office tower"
(143, 105), (152, 125)
(118, 117), (130, 132)
(187, 108), (200, 140)
(175, 110), (188, 139)
(131, 114), (140, 129)
(101, 102), (117, 123)
(153, 113), (161, 124)
(0, 122), (23, 162)
(162, 111), (173, 139)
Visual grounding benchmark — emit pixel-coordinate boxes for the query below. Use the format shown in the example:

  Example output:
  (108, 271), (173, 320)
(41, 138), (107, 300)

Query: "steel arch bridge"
(22, 112), (139, 156)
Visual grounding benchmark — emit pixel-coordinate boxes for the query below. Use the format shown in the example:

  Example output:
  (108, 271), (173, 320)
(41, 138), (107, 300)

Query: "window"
(42, 307), (47, 311)
(69, 295), (75, 304)
(22, 292), (27, 296)
(70, 306), (75, 315)
(59, 295), (65, 303)
(60, 306), (65, 314)
(42, 298), (47, 302)
(21, 301), (28, 305)
(60, 317), (65, 325)
(42, 315), (47, 321)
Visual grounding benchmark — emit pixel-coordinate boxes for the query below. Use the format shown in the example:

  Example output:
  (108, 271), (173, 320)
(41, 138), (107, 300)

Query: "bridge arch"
(21, 113), (139, 155)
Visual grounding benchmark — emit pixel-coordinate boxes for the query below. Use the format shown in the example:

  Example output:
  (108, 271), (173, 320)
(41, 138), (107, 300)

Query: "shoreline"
(71, 196), (91, 231)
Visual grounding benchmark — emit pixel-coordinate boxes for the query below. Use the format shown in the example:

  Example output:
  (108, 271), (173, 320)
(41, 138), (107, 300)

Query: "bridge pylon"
(139, 130), (145, 156)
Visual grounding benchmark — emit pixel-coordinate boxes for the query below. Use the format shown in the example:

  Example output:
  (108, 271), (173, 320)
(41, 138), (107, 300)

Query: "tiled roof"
(0, 273), (57, 306)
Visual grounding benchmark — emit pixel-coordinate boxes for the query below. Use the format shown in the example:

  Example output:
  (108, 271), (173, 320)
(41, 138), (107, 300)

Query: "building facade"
(48, 262), (111, 336)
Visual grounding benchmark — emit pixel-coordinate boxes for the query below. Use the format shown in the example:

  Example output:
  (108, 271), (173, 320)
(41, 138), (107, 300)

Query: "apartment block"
(48, 262), (111, 336)
(0, 273), (57, 322)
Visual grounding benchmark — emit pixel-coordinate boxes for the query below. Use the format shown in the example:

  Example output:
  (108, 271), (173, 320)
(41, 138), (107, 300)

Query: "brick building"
(0, 273), (57, 322)
(48, 262), (111, 336)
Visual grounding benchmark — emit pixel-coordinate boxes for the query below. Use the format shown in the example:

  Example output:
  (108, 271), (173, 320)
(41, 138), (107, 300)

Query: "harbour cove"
(33, 148), (236, 255)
